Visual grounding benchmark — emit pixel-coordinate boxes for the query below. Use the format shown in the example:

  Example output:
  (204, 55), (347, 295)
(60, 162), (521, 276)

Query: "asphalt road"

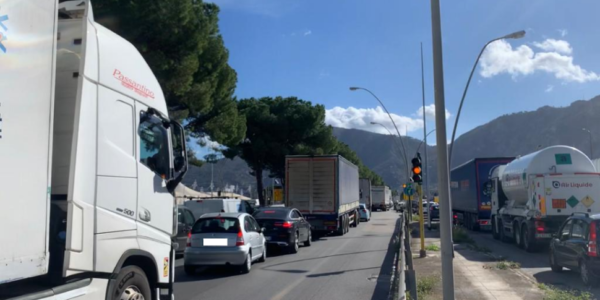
(174, 210), (400, 300)
(468, 230), (600, 297)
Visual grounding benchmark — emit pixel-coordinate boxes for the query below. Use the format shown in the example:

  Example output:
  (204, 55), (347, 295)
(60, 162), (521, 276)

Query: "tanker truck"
(487, 146), (600, 252)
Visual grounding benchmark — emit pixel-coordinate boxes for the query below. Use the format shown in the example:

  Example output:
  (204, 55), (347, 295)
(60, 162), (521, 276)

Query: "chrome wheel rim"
(247, 253), (251, 270)
(295, 236), (299, 251)
(120, 286), (144, 300)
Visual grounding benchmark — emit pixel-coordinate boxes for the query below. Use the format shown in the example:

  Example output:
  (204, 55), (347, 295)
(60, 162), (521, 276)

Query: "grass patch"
(417, 275), (438, 297)
(468, 244), (491, 254)
(425, 244), (440, 251)
(452, 227), (474, 244)
(411, 214), (421, 221)
(538, 283), (592, 300)
(495, 261), (520, 270)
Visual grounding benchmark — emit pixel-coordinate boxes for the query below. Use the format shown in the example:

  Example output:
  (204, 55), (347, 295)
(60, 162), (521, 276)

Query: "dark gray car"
(177, 205), (196, 255)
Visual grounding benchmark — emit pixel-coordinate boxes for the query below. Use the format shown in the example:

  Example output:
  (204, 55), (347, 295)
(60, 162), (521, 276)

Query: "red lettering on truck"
(113, 69), (155, 99)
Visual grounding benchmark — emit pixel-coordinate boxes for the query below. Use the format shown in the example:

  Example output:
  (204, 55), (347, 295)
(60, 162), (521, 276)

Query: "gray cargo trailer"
(286, 155), (361, 236)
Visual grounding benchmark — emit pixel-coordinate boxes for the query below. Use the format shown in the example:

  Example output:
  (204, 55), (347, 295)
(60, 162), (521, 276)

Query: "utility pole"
(430, 0), (455, 298)
(421, 42), (432, 230)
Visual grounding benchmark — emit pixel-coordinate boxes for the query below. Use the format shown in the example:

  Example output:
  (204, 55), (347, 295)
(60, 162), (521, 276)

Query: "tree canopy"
(225, 96), (384, 202)
(93, 0), (246, 149)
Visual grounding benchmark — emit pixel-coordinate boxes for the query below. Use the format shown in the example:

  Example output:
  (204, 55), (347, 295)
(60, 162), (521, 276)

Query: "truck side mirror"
(174, 156), (185, 173)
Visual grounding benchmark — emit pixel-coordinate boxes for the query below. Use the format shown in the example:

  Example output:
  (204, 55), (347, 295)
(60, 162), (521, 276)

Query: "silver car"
(184, 212), (266, 274)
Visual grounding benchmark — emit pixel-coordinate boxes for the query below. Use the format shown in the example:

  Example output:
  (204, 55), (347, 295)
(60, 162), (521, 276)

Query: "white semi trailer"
(489, 146), (600, 252)
(0, 1), (188, 299)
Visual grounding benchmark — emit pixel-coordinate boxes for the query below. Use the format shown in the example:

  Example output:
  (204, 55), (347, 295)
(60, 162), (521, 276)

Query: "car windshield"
(191, 217), (239, 234)
(253, 209), (289, 219)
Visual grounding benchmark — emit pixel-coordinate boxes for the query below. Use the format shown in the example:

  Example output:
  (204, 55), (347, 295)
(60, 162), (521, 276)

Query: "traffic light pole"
(418, 184), (426, 258)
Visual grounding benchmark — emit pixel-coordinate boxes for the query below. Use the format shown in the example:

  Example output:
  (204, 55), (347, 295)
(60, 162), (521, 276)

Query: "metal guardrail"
(395, 212), (417, 300)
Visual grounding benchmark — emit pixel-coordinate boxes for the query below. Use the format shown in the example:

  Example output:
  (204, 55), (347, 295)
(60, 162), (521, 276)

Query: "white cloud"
(532, 39), (572, 55)
(304, 30), (312, 36)
(558, 29), (568, 37)
(416, 104), (451, 120)
(198, 136), (223, 150)
(545, 85), (554, 93)
(480, 39), (600, 83)
(325, 106), (423, 135)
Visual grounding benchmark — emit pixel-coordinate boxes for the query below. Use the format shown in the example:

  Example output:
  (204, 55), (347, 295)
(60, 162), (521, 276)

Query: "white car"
(358, 203), (371, 221)
(184, 212), (267, 274)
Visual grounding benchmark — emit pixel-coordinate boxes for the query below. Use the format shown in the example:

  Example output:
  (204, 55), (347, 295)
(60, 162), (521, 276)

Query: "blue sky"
(196, 0), (600, 155)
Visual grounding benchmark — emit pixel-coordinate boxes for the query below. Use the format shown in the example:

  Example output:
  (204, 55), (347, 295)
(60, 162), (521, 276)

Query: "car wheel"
(549, 250), (563, 272)
(258, 245), (267, 262)
(109, 266), (152, 300)
(289, 232), (299, 254)
(581, 259), (592, 286)
(304, 230), (312, 247)
(241, 252), (252, 274)
(184, 265), (197, 276)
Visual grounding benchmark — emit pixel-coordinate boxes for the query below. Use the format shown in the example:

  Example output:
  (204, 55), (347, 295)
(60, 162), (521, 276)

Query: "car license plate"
(203, 238), (227, 246)
(265, 236), (271, 241)
(536, 233), (552, 238)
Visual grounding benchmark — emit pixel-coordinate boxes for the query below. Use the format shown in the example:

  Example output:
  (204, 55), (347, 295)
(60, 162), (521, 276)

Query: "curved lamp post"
(350, 87), (409, 177)
(448, 30), (526, 166)
(583, 128), (594, 159)
(415, 129), (436, 157)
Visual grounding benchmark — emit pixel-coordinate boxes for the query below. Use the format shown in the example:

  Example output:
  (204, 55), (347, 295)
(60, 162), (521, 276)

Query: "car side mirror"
(261, 227), (266, 233)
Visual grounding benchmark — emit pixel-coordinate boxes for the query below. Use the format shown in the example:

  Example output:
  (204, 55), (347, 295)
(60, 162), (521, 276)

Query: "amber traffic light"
(411, 154), (422, 183)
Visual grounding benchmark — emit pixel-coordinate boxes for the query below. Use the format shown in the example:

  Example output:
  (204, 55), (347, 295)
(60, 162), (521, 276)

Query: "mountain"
(451, 96), (600, 168)
(182, 95), (600, 194)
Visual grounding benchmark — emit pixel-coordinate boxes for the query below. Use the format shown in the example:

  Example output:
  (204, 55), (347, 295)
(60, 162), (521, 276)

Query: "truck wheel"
(336, 216), (345, 236)
(522, 225), (536, 253)
(344, 215), (349, 233)
(513, 222), (522, 248)
(499, 220), (510, 243)
(492, 217), (500, 240)
(109, 266), (152, 300)
(356, 211), (360, 226)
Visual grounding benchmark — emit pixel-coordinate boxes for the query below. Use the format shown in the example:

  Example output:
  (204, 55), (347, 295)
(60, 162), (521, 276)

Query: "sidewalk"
(409, 222), (544, 300)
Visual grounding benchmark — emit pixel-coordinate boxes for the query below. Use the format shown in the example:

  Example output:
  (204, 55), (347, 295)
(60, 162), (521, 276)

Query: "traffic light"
(412, 153), (423, 183)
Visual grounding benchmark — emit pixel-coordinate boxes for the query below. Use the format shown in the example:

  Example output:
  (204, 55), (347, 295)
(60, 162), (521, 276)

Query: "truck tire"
(492, 217), (500, 240)
(109, 266), (152, 300)
(335, 216), (345, 236)
(355, 211), (360, 226)
(522, 225), (537, 253)
(344, 215), (350, 233)
(499, 220), (510, 243)
(513, 222), (522, 248)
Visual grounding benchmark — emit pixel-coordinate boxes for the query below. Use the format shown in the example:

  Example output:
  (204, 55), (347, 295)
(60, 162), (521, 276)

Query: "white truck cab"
(0, 1), (188, 299)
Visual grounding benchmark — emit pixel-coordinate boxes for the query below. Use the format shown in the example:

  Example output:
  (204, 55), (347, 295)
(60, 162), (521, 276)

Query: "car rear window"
(254, 209), (289, 219)
(192, 217), (239, 234)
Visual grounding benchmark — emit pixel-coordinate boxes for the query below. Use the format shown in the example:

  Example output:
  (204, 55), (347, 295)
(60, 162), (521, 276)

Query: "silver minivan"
(184, 212), (266, 274)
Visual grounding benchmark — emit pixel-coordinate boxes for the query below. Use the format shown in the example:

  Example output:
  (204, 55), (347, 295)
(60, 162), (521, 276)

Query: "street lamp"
(415, 129), (436, 156)
(371, 122), (405, 163)
(583, 128), (594, 159)
(350, 87), (409, 177)
(448, 30), (526, 166)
